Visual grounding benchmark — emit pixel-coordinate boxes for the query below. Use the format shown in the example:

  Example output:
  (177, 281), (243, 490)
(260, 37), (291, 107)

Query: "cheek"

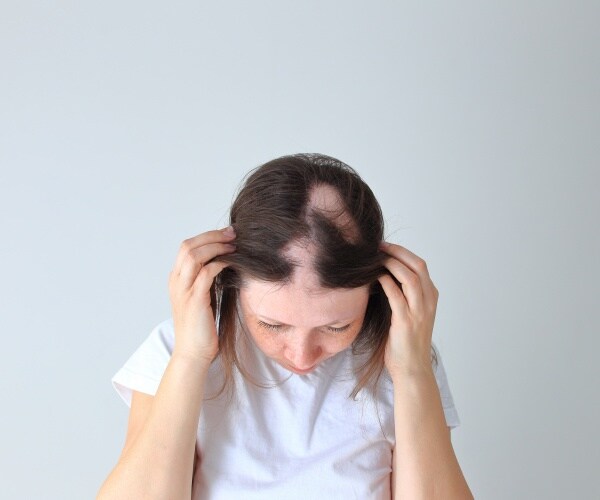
(248, 328), (283, 354)
(321, 334), (356, 354)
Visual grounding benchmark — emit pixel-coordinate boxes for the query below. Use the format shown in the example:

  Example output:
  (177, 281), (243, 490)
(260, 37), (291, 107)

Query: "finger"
(192, 260), (232, 296)
(382, 256), (424, 315)
(380, 242), (437, 302)
(177, 241), (236, 276)
(177, 242), (236, 289)
(174, 227), (236, 275)
(377, 274), (409, 317)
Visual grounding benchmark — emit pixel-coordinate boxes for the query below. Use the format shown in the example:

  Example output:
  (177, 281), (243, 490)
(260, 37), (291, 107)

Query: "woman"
(97, 153), (473, 499)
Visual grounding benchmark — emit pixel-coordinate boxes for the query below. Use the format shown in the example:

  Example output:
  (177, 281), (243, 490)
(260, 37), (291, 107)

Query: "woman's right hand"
(168, 226), (237, 363)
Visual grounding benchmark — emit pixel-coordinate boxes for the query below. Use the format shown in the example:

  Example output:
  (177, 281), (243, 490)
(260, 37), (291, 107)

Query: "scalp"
(305, 183), (360, 244)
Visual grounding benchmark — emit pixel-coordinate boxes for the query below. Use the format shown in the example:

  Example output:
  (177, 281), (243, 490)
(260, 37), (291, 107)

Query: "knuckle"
(180, 239), (194, 252)
(407, 273), (419, 286)
(183, 252), (198, 266)
(415, 258), (428, 271)
(386, 285), (397, 299)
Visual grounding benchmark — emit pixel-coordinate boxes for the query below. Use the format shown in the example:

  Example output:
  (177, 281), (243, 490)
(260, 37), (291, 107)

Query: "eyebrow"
(256, 315), (355, 327)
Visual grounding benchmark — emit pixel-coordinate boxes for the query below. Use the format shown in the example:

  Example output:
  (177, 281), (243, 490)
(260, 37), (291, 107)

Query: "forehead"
(238, 239), (369, 323)
(239, 277), (369, 323)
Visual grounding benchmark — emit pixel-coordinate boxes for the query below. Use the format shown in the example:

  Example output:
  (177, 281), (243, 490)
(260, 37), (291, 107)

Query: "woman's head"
(211, 153), (391, 399)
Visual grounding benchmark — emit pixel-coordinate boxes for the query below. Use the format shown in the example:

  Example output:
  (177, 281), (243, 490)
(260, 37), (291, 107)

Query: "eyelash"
(257, 320), (351, 334)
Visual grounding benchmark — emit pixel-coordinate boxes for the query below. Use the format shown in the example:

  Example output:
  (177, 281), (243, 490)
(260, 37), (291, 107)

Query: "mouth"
(285, 363), (317, 375)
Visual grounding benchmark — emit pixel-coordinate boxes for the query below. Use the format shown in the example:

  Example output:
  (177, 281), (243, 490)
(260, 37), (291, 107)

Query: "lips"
(287, 364), (317, 375)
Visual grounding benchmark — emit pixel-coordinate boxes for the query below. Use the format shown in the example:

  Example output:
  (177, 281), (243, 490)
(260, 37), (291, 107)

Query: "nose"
(284, 337), (323, 370)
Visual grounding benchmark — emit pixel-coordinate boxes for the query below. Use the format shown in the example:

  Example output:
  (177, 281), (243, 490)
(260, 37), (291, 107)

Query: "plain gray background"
(1, 1), (598, 499)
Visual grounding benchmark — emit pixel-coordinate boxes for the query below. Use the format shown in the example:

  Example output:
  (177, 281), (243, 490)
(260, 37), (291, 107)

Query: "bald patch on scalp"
(278, 183), (362, 290)
(281, 242), (323, 293)
(305, 183), (360, 244)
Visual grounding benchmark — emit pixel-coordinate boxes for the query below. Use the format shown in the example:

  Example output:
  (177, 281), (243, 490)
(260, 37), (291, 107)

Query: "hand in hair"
(377, 241), (440, 379)
(168, 226), (237, 363)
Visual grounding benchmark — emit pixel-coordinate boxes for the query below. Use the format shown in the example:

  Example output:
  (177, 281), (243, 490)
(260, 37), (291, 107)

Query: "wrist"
(387, 362), (435, 385)
(171, 348), (215, 371)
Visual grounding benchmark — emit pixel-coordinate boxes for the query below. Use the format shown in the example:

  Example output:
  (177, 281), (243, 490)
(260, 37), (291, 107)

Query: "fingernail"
(223, 225), (235, 236)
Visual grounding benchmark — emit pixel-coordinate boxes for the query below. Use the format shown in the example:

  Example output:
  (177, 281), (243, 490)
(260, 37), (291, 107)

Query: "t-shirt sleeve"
(431, 341), (461, 429)
(111, 317), (175, 408)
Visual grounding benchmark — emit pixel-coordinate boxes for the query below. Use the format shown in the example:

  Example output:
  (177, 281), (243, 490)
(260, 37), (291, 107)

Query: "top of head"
(216, 153), (386, 291)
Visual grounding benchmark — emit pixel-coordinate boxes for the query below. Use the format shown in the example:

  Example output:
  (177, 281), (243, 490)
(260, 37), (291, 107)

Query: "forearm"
(98, 354), (210, 500)
(390, 367), (473, 500)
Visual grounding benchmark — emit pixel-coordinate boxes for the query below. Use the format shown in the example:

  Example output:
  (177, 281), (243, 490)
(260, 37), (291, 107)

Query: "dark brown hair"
(209, 153), (437, 402)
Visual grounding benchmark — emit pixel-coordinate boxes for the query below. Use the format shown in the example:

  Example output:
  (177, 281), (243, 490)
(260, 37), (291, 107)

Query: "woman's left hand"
(378, 241), (439, 379)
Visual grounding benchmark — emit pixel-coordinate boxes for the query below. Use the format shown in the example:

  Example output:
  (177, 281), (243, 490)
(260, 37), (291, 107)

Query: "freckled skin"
(238, 244), (370, 373)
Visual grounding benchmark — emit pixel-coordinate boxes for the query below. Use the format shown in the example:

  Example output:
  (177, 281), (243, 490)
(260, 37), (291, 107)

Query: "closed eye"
(325, 324), (351, 333)
(257, 320), (283, 331)
(257, 320), (351, 333)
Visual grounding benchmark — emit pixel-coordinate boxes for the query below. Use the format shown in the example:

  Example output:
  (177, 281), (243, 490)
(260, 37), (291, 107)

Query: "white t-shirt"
(112, 317), (461, 500)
